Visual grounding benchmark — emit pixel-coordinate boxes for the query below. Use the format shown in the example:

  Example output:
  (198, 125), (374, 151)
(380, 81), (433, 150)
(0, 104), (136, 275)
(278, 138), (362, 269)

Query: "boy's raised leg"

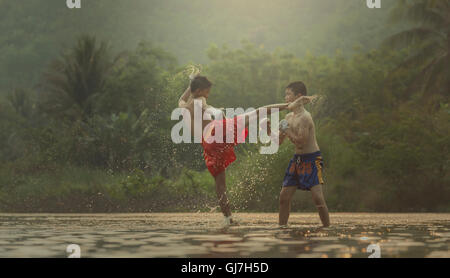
(310, 184), (330, 227)
(279, 186), (297, 226)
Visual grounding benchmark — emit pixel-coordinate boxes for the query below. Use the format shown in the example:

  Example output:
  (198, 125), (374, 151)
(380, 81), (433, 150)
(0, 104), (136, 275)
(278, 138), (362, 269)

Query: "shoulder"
(178, 101), (188, 109)
(299, 112), (313, 125)
(191, 97), (207, 110)
(205, 106), (224, 118)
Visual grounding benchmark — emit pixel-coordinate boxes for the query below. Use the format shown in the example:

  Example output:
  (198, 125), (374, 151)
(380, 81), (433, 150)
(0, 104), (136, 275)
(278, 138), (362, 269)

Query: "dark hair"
(190, 75), (212, 93)
(286, 81), (307, 96)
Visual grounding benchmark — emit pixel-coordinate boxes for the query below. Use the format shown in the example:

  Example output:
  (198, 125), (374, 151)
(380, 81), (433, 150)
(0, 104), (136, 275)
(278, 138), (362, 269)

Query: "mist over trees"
(0, 0), (448, 212)
(0, 0), (404, 91)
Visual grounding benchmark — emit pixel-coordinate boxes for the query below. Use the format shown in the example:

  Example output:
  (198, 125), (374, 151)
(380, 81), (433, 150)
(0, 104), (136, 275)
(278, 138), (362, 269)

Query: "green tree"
(40, 35), (113, 120)
(384, 0), (449, 96)
(7, 88), (34, 119)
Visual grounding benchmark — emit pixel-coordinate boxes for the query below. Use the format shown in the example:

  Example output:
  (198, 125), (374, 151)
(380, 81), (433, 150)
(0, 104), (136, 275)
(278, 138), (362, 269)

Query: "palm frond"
(383, 27), (439, 48)
(423, 54), (449, 95)
(402, 54), (444, 95)
(389, 0), (449, 27)
(390, 41), (445, 74)
(40, 35), (114, 120)
(410, 2), (447, 29)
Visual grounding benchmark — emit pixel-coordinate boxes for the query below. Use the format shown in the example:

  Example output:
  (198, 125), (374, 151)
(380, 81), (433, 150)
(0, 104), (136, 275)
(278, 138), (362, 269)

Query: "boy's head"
(285, 81), (307, 103)
(191, 75), (212, 99)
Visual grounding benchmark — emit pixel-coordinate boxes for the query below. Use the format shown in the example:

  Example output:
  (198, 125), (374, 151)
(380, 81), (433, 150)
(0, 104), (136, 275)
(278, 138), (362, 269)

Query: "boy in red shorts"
(178, 75), (288, 225)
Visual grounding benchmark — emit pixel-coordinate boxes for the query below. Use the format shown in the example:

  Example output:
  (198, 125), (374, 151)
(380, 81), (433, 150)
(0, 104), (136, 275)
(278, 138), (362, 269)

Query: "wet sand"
(0, 213), (448, 258)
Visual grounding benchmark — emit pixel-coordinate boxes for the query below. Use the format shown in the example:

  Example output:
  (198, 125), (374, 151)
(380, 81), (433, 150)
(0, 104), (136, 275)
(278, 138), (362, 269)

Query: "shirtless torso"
(177, 80), (289, 225)
(281, 107), (320, 155)
(186, 97), (215, 131)
(180, 92), (225, 140)
(278, 93), (329, 228)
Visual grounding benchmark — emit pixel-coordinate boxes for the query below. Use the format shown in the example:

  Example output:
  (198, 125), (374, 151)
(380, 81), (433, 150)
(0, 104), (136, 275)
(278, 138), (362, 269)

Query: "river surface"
(0, 213), (448, 258)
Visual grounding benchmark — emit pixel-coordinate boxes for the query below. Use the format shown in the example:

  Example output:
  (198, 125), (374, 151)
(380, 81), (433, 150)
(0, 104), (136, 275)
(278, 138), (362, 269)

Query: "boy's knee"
(312, 195), (326, 207)
(315, 204), (327, 209)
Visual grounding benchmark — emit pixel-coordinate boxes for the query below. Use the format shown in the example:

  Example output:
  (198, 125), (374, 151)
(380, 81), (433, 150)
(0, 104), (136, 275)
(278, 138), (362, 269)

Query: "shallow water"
(0, 213), (448, 258)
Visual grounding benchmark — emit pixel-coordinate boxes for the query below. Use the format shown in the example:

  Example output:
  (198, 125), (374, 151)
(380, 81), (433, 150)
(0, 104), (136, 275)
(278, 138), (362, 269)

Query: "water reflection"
(0, 213), (448, 258)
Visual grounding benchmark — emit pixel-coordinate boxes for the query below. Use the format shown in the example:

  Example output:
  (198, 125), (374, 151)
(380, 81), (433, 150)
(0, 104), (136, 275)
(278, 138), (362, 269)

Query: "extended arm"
(241, 103), (289, 126)
(287, 95), (318, 110)
(179, 66), (202, 108)
(259, 103), (290, 114)
(178, 86), (191, 108)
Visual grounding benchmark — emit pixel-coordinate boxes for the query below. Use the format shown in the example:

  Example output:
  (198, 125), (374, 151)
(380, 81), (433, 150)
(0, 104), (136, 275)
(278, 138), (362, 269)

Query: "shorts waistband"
(294, 151), (322, 161)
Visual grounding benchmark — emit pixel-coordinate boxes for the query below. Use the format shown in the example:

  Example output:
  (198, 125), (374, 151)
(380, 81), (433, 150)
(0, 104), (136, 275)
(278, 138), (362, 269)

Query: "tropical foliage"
(0, 0), (448, 212)
(385, 0), (449, 97)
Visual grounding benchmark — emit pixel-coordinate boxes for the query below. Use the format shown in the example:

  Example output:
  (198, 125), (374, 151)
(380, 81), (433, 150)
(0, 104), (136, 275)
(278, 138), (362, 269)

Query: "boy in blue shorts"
(276, 82), (330, 227)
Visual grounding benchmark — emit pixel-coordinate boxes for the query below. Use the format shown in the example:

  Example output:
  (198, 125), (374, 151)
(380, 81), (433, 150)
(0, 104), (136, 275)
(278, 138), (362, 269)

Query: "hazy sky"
(0, 0), (400, 89)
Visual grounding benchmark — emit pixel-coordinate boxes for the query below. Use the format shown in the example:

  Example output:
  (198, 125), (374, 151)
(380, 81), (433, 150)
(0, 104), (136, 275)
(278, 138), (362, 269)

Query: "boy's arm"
(266, 117), (288, 145)
(260, 103), (289, 114)
(278, 131), (288, 145)
(277, 116), (290, 145)
(287, 95), (318, 110)
(179, 66), (201, 107)
(178, 86), (191, 108)
(267, 129), (287, 146)
(241, 103), (289, 127)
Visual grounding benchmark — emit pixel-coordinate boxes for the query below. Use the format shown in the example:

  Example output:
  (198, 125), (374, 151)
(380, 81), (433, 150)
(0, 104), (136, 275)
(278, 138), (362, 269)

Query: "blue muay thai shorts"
(282, 151), (324, 191)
